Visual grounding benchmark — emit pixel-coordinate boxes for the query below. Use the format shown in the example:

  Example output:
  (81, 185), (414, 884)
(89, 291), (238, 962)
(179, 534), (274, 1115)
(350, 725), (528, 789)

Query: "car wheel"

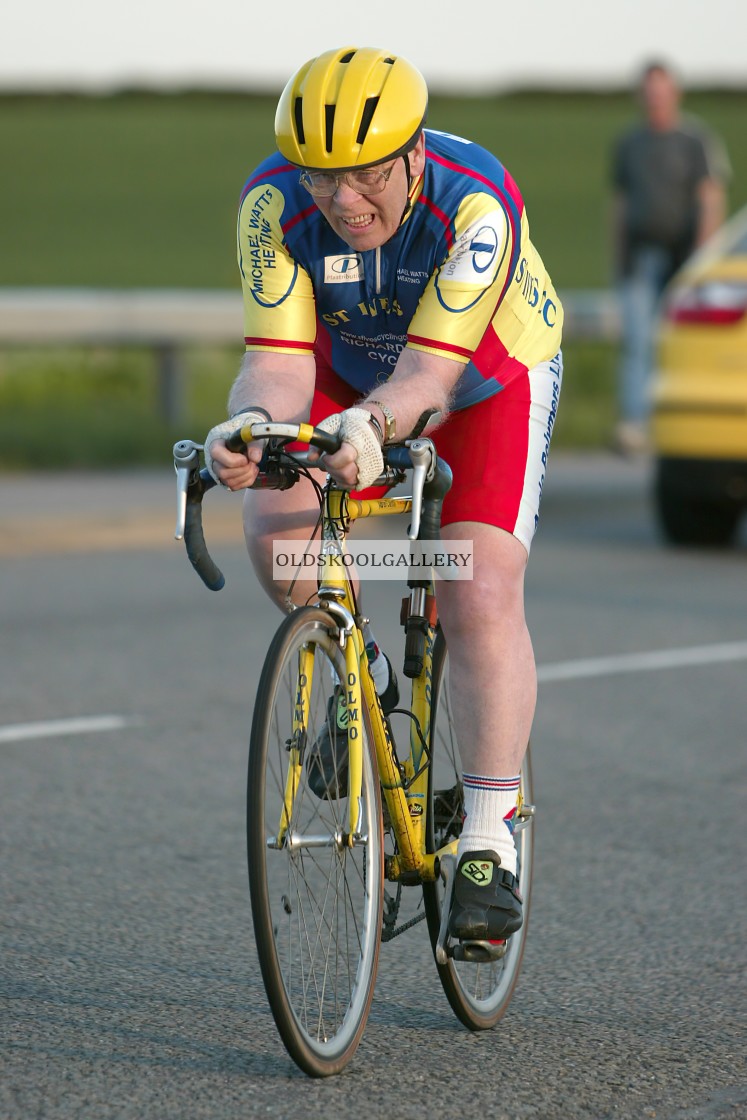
(654, 460), (741, 547)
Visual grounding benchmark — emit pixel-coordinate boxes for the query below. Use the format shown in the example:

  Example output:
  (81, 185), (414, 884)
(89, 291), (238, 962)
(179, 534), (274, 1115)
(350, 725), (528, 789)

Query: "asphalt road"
(2, 454), (746, 1120)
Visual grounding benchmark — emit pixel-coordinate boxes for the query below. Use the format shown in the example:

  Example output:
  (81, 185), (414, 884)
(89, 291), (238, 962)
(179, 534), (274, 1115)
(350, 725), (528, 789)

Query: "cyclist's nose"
(333, 180), (364, 204)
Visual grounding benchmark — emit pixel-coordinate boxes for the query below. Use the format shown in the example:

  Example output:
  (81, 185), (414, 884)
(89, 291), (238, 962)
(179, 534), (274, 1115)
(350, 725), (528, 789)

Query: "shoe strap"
(497, 867), (522, 902)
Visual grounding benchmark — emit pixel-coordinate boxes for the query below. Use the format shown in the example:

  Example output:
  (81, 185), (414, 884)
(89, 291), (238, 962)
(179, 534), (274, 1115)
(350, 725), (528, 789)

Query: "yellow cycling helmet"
(275, 47), (428, 170)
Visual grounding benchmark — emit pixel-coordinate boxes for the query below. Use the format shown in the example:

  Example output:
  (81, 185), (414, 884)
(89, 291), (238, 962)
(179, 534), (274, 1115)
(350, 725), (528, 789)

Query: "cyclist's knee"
(439, 524), (526, 624)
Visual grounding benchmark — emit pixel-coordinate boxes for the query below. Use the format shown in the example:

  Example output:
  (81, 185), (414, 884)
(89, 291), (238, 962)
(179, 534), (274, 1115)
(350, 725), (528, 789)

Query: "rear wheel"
(247, 607), (383, 1076)
(422, 629), (534, 1030)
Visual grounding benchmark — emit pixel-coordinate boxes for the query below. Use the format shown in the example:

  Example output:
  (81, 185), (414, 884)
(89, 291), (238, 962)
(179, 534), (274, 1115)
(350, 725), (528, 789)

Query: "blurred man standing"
(610, 61), (730, 454)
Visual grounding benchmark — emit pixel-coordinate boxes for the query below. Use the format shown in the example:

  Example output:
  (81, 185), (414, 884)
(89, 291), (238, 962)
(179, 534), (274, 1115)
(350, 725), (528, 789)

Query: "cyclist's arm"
(320, 347), (463, 489)
(210, 351), (316, 489)
(362, 347), (463, 440)
(212, 172), (319, 488)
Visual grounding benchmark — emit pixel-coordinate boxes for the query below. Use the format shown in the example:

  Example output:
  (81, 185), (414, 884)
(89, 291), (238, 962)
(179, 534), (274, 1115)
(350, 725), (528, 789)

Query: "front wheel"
(422, 628), (534, 1030)
(246, 607), (383, 1076)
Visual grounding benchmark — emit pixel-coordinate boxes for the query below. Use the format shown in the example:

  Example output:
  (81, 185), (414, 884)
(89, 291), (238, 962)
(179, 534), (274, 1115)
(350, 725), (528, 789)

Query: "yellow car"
(652, 205), (747, 545)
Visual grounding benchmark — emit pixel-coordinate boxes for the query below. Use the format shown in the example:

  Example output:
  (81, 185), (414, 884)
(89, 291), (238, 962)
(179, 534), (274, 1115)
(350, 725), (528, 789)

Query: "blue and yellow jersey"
(238, 129), (563, 409)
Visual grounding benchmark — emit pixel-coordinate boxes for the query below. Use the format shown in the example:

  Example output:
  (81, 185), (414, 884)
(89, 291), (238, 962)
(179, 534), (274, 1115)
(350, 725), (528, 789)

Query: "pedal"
(435, 854), (511, 965)
(434, 853), (456, 965)
(451, 939), (508, 963)
(514, 801), (535, 833)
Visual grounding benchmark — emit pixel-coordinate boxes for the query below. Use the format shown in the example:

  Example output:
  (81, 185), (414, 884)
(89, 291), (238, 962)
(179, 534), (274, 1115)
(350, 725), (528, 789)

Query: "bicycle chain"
(381, 909), (426, 942)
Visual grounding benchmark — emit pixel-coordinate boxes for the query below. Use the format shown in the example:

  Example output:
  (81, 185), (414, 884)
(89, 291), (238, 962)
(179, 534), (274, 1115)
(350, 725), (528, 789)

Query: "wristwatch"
(368, 400), (396, 444)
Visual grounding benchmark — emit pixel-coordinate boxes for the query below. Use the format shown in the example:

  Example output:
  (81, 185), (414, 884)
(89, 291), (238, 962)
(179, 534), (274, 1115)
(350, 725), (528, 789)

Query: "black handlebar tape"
(183, 469), (225, 591)
(225, 430), (247, 454)
(309, 426), (343, 454)
(385, 446), (412, 471)
(385, 449), (453, 542)
(419, 459), (453, 543)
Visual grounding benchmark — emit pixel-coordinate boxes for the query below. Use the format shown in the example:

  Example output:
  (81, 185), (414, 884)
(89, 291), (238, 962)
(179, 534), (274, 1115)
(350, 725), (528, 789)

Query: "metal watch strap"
(368, 400), (396, 443)
(366, 412), (385, 444)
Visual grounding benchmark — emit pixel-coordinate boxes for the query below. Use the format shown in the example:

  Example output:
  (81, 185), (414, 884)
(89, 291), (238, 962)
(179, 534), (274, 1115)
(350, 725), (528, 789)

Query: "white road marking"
(538, 640), (747, 683)
(3, 641), (746, 743)
(0, 715), (132, 744)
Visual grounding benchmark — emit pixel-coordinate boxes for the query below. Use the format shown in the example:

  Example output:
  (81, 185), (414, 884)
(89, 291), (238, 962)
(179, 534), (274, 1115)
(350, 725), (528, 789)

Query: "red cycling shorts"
(309, 351), (562, 554)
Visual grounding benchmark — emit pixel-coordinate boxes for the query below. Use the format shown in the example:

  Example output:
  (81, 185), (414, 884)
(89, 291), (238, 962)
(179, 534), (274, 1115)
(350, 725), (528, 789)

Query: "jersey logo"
(324, 254), (364, 284)
(435, 208), (509, 313)
(468, 228), (500, 274)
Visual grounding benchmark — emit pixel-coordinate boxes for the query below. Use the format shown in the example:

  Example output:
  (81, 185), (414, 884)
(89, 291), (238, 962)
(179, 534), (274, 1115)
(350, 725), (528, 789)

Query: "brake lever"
(173, 439), (203, 540)
(405, 439), (437, 541)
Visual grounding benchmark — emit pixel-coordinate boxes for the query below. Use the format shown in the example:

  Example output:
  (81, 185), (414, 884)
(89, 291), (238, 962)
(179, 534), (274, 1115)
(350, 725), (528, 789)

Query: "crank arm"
(434, 852), (457, 965)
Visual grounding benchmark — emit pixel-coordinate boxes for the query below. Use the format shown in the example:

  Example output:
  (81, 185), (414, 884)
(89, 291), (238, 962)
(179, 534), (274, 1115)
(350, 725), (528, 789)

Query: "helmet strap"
(400, 154), (413, 222)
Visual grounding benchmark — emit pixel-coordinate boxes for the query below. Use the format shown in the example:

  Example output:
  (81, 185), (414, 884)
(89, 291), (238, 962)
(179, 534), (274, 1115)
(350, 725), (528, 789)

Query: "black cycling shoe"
(306, 658), (399, 799)
(447, 849), (523, 941)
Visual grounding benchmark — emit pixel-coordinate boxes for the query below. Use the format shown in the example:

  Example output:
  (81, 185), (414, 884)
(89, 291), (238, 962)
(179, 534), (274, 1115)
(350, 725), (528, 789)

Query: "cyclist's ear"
(409, 133), (426, 178)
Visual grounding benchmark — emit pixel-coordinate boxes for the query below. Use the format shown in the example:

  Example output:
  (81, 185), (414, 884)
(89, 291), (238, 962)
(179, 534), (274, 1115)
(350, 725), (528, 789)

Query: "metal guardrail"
(0, 288), (245, 423)
(0, 287), (621, 422)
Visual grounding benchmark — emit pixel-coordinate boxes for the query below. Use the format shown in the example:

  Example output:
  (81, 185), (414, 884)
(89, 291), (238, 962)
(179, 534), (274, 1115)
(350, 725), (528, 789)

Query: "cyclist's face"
(313, 135), (425, 250)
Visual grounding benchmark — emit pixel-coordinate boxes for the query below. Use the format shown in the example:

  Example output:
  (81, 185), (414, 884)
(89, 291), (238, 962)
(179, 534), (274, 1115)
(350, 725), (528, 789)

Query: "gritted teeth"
(343, 214), (374, 228)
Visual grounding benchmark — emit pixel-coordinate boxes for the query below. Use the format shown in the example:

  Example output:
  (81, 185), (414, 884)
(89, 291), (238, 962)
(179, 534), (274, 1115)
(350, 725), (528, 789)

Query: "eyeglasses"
(299, 163), (397, 198)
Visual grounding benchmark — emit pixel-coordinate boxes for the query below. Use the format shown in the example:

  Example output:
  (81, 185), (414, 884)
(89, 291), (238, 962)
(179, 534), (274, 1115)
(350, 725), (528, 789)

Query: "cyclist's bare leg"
(435, 522), (535, 778)
(242, 471), (326, 609)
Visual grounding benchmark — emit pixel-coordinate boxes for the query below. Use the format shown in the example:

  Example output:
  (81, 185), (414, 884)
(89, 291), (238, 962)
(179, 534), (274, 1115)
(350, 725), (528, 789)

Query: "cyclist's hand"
(204, 410), (267, 489)
(314, 408), (384, 489)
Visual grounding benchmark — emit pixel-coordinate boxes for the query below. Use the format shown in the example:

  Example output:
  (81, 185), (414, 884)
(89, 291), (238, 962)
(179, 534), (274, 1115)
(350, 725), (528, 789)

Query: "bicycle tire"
(422, 628), (534, 1030)
(247, 606), (383, 1077)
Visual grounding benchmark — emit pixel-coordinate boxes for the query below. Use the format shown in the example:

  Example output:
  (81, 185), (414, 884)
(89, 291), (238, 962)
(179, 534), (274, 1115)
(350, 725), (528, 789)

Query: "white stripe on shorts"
(513, 350), (563, 554)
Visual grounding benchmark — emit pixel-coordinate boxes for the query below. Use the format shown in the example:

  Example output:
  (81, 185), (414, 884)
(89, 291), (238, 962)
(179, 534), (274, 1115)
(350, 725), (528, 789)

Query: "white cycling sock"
(458, 773), (520, 878)
(361, 624), (390, 694)
(329, 633), (390, 695)
(366, 643), (391, 693)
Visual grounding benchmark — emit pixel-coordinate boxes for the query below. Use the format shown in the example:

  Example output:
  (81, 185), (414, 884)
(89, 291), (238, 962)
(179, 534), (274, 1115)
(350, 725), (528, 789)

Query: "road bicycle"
(173, 420), (535, 1077)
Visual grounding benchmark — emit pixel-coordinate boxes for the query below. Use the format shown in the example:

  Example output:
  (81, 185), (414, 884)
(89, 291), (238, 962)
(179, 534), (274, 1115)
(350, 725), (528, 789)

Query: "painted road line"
(4, 640), (746, 743)
(0, 715), (133, 744)
(538, 640), (747, 683)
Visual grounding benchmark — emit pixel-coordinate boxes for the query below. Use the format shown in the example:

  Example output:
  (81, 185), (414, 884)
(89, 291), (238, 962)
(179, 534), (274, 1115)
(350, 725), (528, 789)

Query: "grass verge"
(0, 339), (617, 470)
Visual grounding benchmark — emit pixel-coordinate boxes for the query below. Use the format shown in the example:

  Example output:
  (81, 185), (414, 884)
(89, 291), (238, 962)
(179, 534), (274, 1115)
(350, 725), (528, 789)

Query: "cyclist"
(205, 47), (563, 944)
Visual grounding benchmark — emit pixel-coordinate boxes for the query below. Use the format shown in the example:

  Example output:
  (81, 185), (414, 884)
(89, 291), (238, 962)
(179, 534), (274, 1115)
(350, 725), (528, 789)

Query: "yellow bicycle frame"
(277, 485), (451, 882)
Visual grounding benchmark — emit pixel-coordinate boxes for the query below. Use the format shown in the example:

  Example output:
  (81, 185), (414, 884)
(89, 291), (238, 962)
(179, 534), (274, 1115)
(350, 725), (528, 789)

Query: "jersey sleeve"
(406, 191), (520, 364)
(237, 182), (317, 355)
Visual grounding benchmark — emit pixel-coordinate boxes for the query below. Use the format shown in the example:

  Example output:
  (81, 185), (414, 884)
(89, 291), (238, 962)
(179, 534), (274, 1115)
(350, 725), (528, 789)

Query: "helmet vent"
(356, 96), (380, 145)
(293, 97), (305, 144)
(383, 57), (395, 64)
(340, 51), (356, 63)
(324, 104), (336, 153)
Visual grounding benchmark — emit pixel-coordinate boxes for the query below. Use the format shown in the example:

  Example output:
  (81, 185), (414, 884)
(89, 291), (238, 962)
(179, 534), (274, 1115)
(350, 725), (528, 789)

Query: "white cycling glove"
(203, 409), (268, 483)
(316, 407), (385, 489)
